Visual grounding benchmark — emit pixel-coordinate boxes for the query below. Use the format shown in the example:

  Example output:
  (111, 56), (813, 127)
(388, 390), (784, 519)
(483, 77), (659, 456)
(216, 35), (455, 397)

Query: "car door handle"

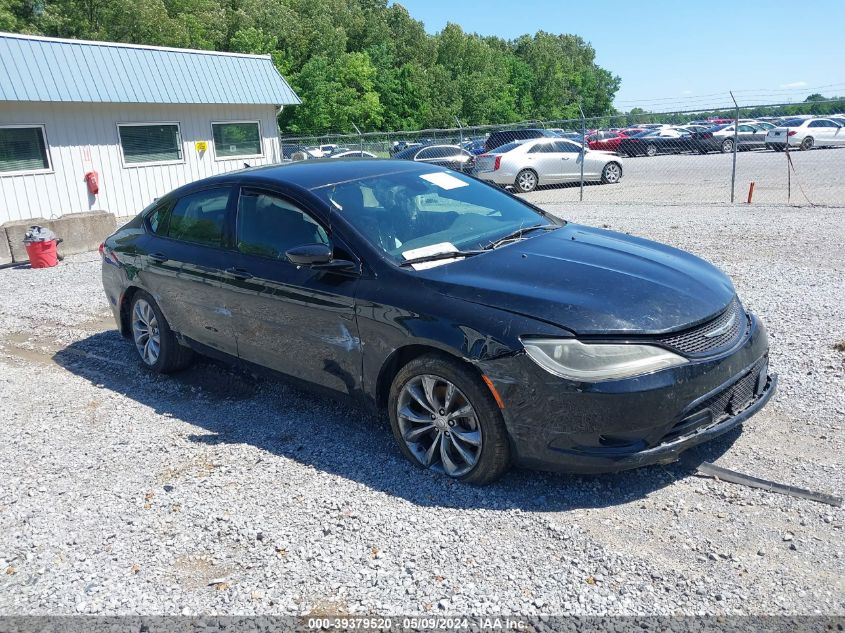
(149, 252), (168, 263)
(225, 267), (253, 280)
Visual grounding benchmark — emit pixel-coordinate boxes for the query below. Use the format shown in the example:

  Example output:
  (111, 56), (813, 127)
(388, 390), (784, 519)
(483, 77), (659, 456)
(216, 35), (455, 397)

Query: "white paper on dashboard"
(401, 242), (462, 270)
(419, 172), (469, 190)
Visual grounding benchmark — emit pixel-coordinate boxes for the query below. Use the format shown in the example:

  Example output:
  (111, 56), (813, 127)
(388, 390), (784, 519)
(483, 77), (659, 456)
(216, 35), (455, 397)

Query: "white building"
(0, 33), (301, 224)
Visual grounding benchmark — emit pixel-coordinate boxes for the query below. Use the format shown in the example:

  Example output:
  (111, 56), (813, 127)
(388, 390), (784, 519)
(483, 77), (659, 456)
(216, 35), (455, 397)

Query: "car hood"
(421, 224), (735, 335)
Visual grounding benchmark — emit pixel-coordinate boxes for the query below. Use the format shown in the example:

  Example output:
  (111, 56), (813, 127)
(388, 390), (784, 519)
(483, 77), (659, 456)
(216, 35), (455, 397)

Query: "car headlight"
(521, 338), (687, 382)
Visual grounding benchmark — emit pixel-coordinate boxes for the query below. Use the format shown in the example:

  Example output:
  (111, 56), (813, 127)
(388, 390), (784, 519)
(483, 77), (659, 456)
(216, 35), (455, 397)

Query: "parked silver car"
(473, 138), (623, 192)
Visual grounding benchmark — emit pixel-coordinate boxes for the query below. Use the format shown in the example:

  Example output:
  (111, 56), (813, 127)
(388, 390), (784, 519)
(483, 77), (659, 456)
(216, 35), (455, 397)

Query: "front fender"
(354, 280), (571, 404)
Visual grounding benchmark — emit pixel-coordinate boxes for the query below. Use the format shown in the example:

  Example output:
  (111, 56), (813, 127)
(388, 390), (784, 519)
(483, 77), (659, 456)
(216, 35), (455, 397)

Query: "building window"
(0, 125), (51, 174)
(118, 123), (183, 166)
(211, 121), (262, 159)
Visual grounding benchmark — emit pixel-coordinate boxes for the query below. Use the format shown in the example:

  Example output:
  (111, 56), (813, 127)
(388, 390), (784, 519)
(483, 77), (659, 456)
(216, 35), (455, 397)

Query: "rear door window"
(553, 141), (582, 153)
(167, 188), (233, 248)
(146, 200), (173, 234)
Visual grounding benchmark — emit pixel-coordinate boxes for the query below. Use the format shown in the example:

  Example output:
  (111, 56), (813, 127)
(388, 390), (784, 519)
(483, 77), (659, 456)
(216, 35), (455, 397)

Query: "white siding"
(0, 102), (282, 223)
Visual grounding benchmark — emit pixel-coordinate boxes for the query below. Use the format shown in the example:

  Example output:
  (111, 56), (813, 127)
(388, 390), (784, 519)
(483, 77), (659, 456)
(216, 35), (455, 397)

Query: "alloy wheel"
(603, 163), (621, 183)
(646, 144), (657, 157)
(516, 170), (537, 192)
(722, 139), (733, 153)
(132, 298), (161, 366)
(396, 374), (482, 477)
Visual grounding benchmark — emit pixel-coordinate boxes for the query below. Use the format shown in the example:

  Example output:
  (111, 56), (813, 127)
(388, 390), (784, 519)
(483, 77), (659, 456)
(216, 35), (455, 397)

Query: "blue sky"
(393, 0), (845, 111)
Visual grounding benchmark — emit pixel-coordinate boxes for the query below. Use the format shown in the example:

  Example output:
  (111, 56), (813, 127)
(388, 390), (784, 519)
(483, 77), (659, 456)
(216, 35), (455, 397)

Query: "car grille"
(662, 356), (768, 443)
(655, 297), (747, 356)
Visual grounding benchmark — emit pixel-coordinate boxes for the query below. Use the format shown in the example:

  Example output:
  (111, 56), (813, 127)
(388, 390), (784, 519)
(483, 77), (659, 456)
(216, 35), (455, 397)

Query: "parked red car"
(588, 131), (626, 151)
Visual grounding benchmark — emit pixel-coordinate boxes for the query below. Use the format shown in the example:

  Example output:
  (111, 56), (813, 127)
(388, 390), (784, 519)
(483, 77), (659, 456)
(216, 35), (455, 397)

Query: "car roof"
(392, 143), (462, 159)
(181, 159), (442, 194)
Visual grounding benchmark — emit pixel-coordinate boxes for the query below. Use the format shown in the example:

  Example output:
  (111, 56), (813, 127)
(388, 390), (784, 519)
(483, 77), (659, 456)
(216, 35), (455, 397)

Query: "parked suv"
(484, 128), (558, 153)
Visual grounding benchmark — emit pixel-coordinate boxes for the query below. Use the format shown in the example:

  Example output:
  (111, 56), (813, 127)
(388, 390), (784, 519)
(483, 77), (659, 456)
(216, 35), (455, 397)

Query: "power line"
(614, 82), (845, 106)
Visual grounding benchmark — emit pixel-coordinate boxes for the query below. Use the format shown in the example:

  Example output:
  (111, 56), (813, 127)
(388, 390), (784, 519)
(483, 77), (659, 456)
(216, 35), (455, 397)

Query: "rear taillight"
(702, 132), (713, 139)
(98, 242), (105, 258)
(787, 130), (797, 137)
(493, 155), (502, 171)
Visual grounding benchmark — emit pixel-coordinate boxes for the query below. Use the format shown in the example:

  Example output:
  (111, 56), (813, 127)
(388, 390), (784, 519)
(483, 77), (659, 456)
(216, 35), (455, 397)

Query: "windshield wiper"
(399, 250), (484, 267)
(484, 224), (559, 250)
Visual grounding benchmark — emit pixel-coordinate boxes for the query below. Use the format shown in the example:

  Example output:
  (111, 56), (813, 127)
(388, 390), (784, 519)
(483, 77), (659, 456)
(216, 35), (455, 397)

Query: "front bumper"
(479, 313), (776, 474)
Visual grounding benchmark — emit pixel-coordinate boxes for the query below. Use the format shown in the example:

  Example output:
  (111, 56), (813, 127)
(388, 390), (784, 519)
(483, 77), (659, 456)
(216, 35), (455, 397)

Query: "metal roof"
(0, 32), (301, 106)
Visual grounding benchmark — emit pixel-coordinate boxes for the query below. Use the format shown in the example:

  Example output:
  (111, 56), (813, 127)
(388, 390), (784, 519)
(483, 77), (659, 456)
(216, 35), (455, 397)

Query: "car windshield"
(312, 169), (555, 264)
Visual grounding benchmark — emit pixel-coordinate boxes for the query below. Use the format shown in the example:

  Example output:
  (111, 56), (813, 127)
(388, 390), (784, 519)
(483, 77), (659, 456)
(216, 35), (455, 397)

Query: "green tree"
(4, 0), (623, 134)
(282, 51), (384, 133)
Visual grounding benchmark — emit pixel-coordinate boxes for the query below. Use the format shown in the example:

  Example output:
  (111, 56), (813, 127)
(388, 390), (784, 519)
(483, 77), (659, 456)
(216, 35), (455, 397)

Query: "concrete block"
(0, 226), (12, 265)
(52, 211), (117, 258)
(2, 211), (116, 262)
(2, 217), (48, 262)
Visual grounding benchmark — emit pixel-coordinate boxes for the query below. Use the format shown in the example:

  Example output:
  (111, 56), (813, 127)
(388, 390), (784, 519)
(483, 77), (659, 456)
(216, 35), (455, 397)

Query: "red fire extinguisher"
(85, 170), (99, 195)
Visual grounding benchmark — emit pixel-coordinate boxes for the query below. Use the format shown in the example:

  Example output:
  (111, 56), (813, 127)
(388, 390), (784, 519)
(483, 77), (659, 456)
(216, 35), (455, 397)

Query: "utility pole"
(729, 91), (739, 203)
(578, 103), (586, 202)
(352, 122), (363, 154)
(455, 116), (464, 145)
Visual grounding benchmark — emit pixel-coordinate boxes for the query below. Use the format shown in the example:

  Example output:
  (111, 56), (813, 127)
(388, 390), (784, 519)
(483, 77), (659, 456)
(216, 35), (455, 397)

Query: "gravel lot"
(523, 147), (844, 207)
(0, 202), (843, 617)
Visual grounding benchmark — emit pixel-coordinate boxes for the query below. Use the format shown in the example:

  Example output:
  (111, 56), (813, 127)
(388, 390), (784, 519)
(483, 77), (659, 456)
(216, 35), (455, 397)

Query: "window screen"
(119, 124), (182, 164)
(212, 122), (261, 158)
(167, 189), (231, 247)
(0, 126), (50, 173)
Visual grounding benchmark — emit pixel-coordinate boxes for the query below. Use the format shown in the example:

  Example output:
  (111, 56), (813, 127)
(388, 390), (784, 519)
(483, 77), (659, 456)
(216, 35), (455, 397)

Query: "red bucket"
(25, 239), (59, 268)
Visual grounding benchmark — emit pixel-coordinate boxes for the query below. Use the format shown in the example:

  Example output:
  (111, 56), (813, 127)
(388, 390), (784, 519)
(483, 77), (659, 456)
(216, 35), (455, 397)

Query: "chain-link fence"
(281, 101), (845, 207)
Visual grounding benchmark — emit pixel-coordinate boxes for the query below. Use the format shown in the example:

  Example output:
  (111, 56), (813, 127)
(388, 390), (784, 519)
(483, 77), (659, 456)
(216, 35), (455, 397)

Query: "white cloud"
(779, 81), (807, 89)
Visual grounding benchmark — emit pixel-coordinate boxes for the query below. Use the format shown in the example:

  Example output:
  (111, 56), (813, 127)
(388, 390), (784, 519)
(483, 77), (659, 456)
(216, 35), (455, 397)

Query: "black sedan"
(688, 124), (768, 154)
(617, 129), (696, 157)
(101, 160), (776, 484)
(392, 143), (475, 173)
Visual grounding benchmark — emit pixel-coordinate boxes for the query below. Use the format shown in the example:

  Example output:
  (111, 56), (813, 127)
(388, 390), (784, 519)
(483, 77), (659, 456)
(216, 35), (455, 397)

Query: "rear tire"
(800, 136), (814, 151)
(514, 169), (538, 193)
(645, 144), (657, 157)
(721, 138), (734, 153)
(129, 291), (193, 373)
(600, 161), (622, 184)
(388, 353), (511, 485)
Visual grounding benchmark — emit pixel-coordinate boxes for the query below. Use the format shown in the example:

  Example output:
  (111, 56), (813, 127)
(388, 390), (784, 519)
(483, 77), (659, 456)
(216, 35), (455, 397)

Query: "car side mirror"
(285, 243), (359, 273)
(286, 243), (333, 266)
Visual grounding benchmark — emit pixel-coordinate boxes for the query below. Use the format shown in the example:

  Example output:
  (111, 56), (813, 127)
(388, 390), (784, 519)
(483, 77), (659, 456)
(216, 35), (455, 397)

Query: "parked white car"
(765, 117), (845, 151)
(330, 150), (377, 158)
(473, 138), (623, 192)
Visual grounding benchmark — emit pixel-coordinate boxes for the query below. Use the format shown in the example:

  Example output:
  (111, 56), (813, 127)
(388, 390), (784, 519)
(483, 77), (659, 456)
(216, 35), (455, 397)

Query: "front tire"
(388, 353), (511, 485)
(514, 169), (538, 193)
(800, 136), (814, 151)
(721, 138), (734, 153)
(601, 161), (622, 184)
(129, 291), (193, 373)
(645, 143), (657, 157)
